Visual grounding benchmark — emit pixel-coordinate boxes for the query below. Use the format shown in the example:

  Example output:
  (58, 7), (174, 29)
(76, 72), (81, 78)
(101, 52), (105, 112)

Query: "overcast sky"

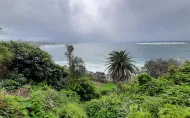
(0, 0), (190, 42)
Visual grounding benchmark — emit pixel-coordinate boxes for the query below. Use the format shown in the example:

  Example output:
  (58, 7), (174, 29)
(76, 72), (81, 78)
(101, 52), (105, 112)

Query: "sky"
(0, 0), (190, 42)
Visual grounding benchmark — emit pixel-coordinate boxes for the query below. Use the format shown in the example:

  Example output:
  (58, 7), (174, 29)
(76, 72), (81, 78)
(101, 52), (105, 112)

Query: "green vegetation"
(0, 45), (13, 76)
(0, 41), (190, 118)
(142, 58), (182, 78)
(107, 51), (138, 83)
(95, 82), (117, 95)
(65, 44), (85, 79)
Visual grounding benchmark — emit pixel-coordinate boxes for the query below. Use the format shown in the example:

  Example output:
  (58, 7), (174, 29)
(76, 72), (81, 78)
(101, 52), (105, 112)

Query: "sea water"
(40, 42), (190, 73)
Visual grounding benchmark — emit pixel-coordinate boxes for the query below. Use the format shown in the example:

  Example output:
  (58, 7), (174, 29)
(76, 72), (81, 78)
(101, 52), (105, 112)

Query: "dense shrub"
(70, 78), (100, 101)
(0, 79), (21, 90)
(136, 77), (172, 96)
(45, 64), (68, 90)
(85, 94), (127, 118)
(127, 104), (152, 118)
(141, 97), (165, 117)
(167, 61), (190, 85)
(0, 94), (25, 117)
(1, 41), (52, 82)
(30, 88), (81, 117)
(31, 87), (80, 112)
(142, 58), (181, 78)
(85, 94), (164, 118)
(161, 85), (190, 106)
(0, 91), (16, 117)
(5, 72), (28, 85)
(0, 72), (27, 90)
(2, 91), (58, 118)
(0, 86), (82, 118)
(57, 103), (87, 118)
(158, 104), (190, 118)
(0, 45), (13, 76)
(97, 83), (117, 95)
(125, 77), (171, 96)
(136, 73), (153, 85)
(0, 41), (68, 89)
(139, 80), (166, 96)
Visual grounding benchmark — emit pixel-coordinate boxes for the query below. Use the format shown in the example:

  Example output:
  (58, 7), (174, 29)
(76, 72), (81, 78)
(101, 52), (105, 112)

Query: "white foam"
(55, 61), (107, 73)
(136, 42), (186, 45)
(55, 61), (143, 74)
(55, 61), (68, 66)
(40, 44), (65, 48)
(85, 62), (107, 73)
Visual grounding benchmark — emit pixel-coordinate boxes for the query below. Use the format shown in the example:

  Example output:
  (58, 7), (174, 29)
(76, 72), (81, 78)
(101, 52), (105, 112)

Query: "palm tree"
(107, 50), (137, 84)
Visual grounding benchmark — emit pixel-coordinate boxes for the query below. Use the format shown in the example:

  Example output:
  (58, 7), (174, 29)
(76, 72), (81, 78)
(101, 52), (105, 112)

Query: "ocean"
(40, 42), (190, 73)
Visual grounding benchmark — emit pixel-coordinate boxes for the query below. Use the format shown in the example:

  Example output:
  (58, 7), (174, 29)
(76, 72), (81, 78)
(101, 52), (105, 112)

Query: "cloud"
(0, 0), (190, 42)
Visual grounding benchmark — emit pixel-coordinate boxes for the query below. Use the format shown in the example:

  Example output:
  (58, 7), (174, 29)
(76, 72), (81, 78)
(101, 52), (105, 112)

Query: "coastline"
(55, 61), (143, 74)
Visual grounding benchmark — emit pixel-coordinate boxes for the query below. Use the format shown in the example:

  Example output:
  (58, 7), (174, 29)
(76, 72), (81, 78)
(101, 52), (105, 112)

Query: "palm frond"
(106, 50), (137, 83)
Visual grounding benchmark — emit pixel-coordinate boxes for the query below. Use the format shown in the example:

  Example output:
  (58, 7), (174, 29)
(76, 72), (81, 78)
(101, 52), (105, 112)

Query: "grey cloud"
(103, 0), (190, 41)
(0, 0), (190, 42)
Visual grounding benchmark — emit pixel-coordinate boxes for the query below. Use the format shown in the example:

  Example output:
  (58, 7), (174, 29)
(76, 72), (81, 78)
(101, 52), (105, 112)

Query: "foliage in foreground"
(1, 72), (189, 118)
(67, 78), (100, 101)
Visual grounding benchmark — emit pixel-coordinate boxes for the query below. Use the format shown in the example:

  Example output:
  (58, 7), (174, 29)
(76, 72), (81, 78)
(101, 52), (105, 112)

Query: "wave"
(40, 44), (65, 48)
(136, 42), (187, 45)
(55, 61), (143, 73)
(55, 61), (107, 73)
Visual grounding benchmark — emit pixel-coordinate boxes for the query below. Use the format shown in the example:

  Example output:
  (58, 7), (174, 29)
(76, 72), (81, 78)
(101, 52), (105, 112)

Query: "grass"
(94, 82), (117, 95)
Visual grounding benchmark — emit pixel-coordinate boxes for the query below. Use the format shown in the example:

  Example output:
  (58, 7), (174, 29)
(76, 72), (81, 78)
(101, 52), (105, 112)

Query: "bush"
(140, 80), (164, 96)
(0, 41), (68, 89)
(167, 61), (190, 85)
(158, 104), (190, 118)
(31, 87), (80, 112)
(85, 94), (128, 118)
(46, 64), (68, 90)
(1, 92), (49, 117)
(128, 104), (152, 118)
(141, 97), (165, 117)
(161, 85), (190, 106)
(5, 72), (28, 85)
(142, 58), (181, 78)
(0, 45), (13, 76)
(0, 91), (14, 117)
(136, 78), (171, 96)
(59, 89), (80, 103)
(98, 83), (117, 95)
(70, 78), (100, 101)
(0, 79), (21, 90)
(0, 72), (27, 90)
(0, 94), (25, 117)
(57, 103), (87, 118)
(136, 73), (153, 85)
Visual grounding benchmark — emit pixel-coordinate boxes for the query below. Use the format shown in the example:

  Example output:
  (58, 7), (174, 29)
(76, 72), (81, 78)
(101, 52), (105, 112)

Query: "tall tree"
(65, 45), (85, 78)
(107, 50), (137, 84)
(65, 44), (74, 67)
